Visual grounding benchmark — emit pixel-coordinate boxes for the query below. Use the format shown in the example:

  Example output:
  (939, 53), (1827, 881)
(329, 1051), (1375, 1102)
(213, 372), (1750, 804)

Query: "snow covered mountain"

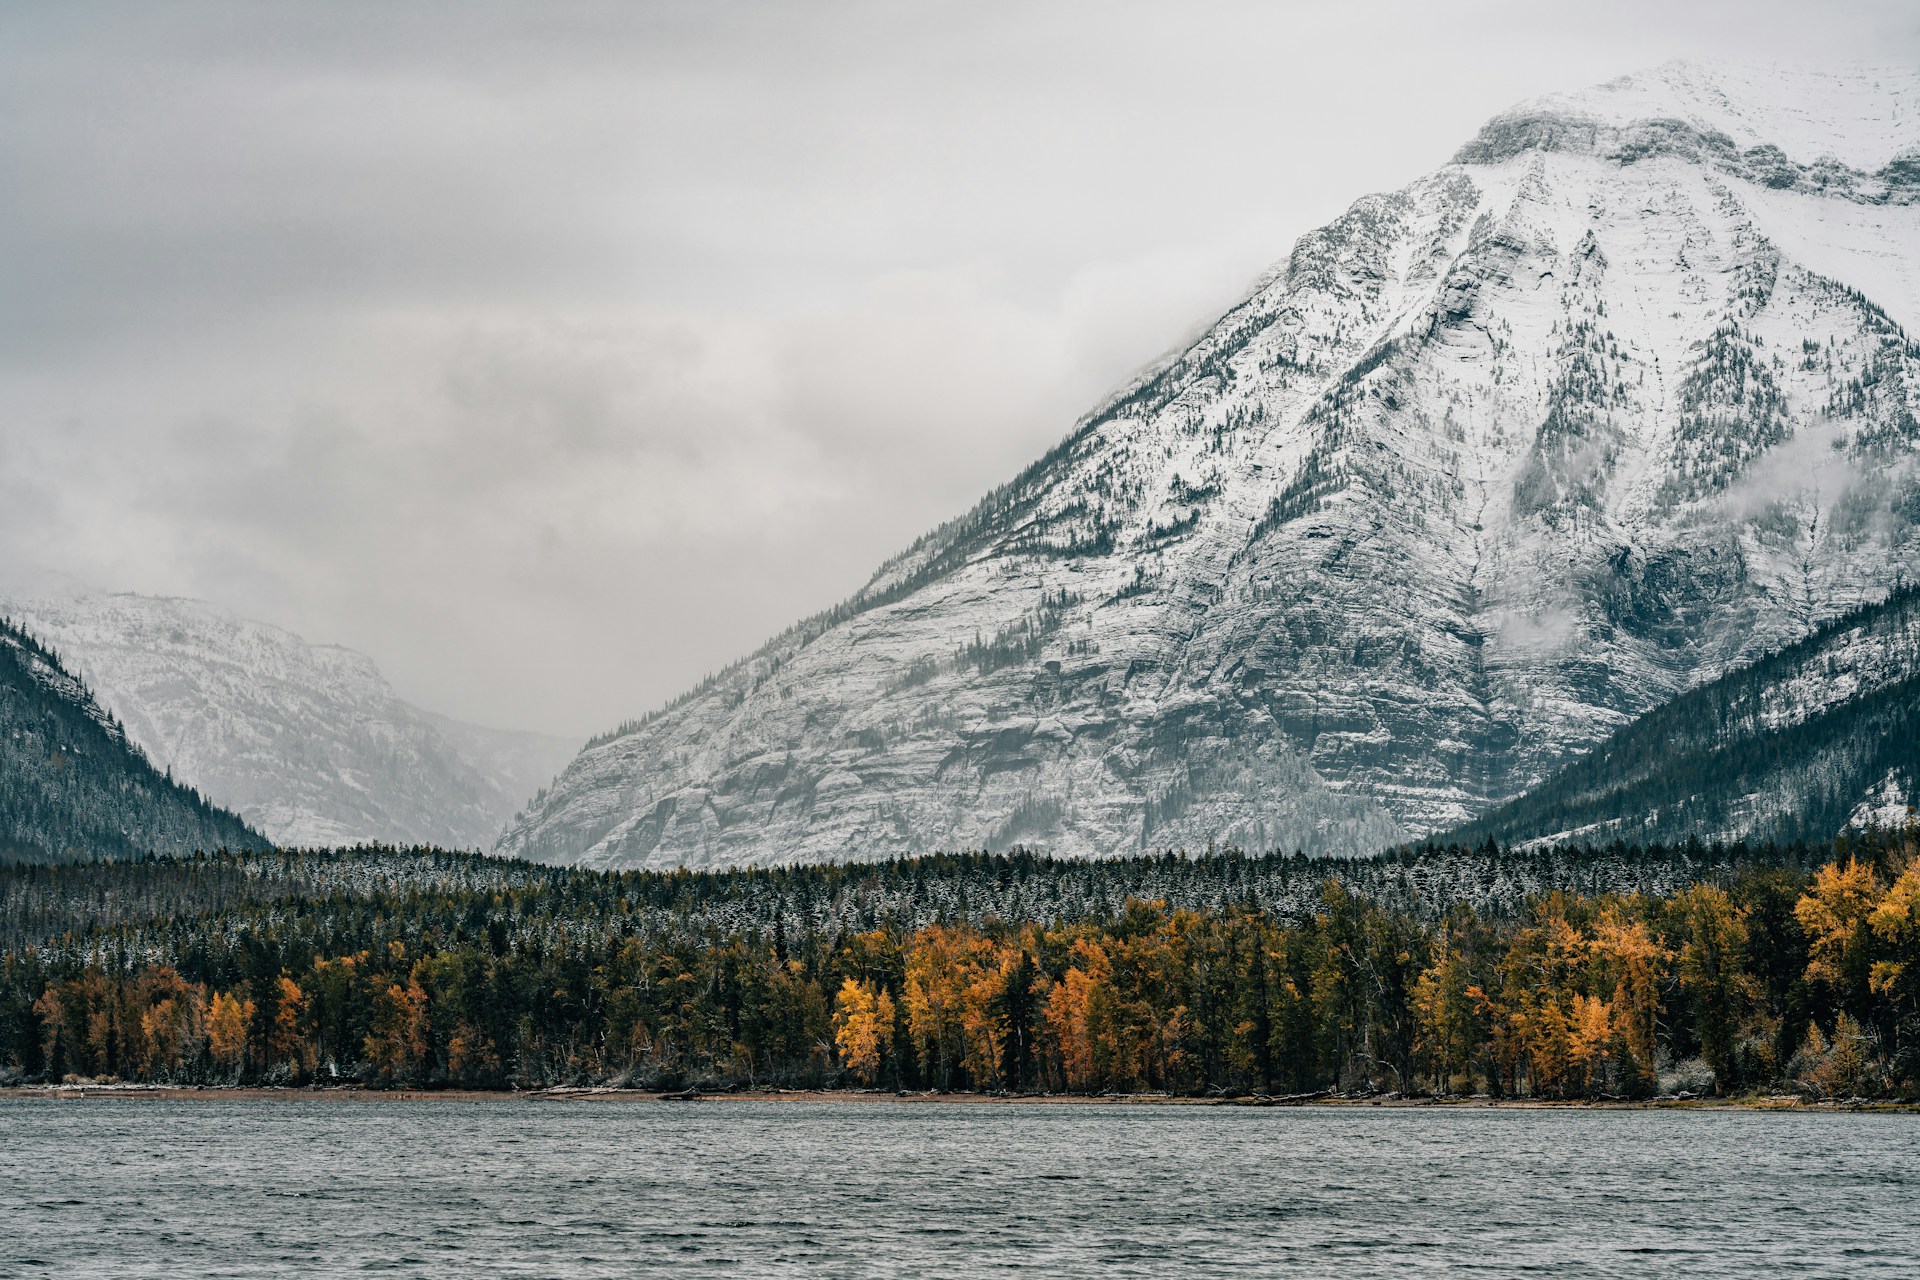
(0, 592), (578, 849)
(1, 615), (262, 861)
(1452, 583), (1920, 849)
(501, 61), (1920, 871)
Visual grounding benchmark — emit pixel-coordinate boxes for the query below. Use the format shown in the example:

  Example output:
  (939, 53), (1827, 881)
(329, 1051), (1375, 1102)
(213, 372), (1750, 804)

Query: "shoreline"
(3, 1084), (1914, 1112)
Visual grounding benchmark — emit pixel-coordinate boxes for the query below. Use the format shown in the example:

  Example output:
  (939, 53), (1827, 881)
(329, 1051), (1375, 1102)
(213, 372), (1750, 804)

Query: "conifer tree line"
(0, 839), (1817, 957)
(4, 831), (1918, 1099)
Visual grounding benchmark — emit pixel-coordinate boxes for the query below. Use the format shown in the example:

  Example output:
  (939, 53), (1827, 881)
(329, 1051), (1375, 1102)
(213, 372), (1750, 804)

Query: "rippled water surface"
(2, 1099), (1916, 1277)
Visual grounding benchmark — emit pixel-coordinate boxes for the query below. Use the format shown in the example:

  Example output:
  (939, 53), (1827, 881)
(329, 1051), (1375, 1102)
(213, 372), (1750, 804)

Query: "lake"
(2, 1099), (1914, 1277)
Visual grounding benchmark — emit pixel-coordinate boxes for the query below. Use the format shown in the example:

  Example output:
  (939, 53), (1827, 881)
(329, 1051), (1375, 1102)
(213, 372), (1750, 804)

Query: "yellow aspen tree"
(1592, 909), (1666, 1088)
(1823, 1012), (1875, 1096)
(1515, 998), (1575, 1098)
(1868, 861), (1920, 1004)
(400, 976), (431, 1076)
(365, 977), (431, 1084)
(1412, 921), (1482, 1093)
(832, 977), (894, 1084)
(446, 1024), (497, 1084)
(1567, 994), (1614, 1094)
(958, 944), (1011, 1089)
(1040, 938), (1110, 1092)
(145, 979), (206, 1078)
(1041, 971), (1095, 1091)
(131, 967), (194, 1078)
(207, 991), (255, 1072)
(1797, 858), (1882, 993)
(140, 998), (177, 1077)
(269, 975), (311, 1073)
(904, 926), (988, 1086)
(75, 971), (122, 1078)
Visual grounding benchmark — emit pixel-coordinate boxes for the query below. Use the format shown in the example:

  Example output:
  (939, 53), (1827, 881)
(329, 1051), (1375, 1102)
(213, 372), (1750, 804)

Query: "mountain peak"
(1464, 60), (1920, 173)
(502, 61), (1920, 870)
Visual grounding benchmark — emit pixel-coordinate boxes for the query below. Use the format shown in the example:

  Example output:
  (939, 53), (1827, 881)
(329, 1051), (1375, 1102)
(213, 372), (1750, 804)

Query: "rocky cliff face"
(501, 61), (1920, 870)
(1, 593), (578, 849)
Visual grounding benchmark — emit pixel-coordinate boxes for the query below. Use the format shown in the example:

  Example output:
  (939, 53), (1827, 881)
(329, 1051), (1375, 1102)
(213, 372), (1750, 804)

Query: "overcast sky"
(2, 1), (1915, 736)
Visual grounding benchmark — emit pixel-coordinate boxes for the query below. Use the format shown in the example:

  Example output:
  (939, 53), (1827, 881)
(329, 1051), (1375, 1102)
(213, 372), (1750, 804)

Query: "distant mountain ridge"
(1451, 583), (1920, 848)
(498, 60), (1920, 870)
(0, 615), (262, 861)
(0, 592), (577, 849)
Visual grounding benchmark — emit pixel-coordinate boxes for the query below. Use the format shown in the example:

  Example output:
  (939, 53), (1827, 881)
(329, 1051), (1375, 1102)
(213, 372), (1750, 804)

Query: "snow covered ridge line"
(1457, 113), (1920, 204)
(1491, 61), (1920, 171)
(499, 61), (1920, 870)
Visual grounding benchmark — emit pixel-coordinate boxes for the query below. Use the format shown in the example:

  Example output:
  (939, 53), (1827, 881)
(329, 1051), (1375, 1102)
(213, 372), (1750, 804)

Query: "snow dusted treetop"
(500, 61), (1920, 871)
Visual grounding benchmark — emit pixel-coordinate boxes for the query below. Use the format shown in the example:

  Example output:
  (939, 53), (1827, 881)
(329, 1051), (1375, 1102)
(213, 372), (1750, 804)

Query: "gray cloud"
(2, 1), (1916, 734)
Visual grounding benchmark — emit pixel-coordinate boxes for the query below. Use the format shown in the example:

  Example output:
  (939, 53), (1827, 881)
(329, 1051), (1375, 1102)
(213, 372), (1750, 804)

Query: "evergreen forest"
(6, 832), (1918, 1102)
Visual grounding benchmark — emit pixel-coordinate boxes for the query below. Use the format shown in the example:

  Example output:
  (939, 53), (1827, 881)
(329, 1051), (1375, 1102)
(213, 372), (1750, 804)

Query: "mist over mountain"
(0, 614), (262, 862)
(0, 592), (577, 850)
(493, 61), (1920, 871)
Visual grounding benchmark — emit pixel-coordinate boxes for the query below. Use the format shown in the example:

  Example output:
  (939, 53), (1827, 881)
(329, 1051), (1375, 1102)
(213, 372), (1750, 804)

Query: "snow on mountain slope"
(1507, 61), (1920, 173)
(500, 61), (1920, 871)
(420, 710), (585, 834)
(1451, 585), (1920, 849)
(1, 615), (263, 861)
(1, 593), (578, 849)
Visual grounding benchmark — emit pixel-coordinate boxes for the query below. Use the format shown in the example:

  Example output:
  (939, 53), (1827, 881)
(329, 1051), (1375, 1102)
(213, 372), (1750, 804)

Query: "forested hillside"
(1453, 587), (1920, 849)
(6, 834), (1915, 1101)
(2, 591), (576, 849)
(0, 617), (264, 863)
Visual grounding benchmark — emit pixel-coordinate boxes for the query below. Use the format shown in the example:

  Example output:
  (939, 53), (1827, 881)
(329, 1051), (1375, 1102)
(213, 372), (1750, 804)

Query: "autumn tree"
(365, 975), (430, 1085)
(1797, 858), (1883, 1032)
(1590, 905), (1666, 1095)
(1867, 854), (1920, 1086)
(268, 974), (312, 1076)
(1413, 911), (1491, 1094)
(135, 969), (202, 1080)
(207, 990), (256, 1075)
(832, 977), (896, 1085)
(1042, 938), (1110, 1092)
